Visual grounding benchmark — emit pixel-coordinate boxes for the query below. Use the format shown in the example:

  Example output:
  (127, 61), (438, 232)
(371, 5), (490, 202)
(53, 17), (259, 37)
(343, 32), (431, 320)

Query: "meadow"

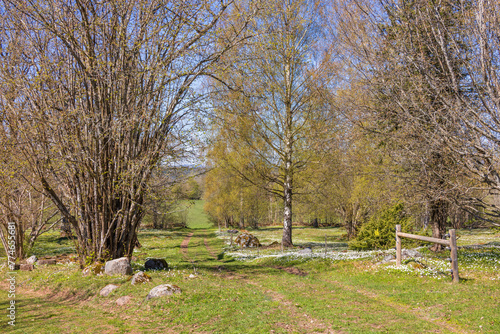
(1, 201), (499, 333)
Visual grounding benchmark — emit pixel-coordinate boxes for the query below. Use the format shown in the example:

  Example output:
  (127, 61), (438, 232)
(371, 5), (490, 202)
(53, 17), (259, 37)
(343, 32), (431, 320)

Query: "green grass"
(1, 218), (499, 333)
(185, 200), (212, 229)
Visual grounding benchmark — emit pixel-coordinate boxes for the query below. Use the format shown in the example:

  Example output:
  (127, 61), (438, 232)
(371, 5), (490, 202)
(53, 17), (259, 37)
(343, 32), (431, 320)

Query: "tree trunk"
(430, 199), (448, 251)
(282, 125), (293, 247)
(152, 205), (159, 229)
(282, 181), (293, 247)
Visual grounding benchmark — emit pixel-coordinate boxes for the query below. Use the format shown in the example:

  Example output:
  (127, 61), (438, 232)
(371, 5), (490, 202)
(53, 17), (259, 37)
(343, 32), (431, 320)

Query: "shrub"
(349, 203), (420, 250)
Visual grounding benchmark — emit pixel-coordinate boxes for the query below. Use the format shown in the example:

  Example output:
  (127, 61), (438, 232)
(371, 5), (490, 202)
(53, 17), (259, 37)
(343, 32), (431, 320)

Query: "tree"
(331, 0), (490, 247)
(0, 0), (250, 261)
(0, 128), (60, 260)
(204, 124), (271, 230)
(207, 0), (335, 246)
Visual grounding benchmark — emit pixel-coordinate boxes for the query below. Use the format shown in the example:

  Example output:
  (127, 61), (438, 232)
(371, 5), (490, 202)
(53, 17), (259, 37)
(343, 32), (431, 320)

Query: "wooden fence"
(395, 225), (459, 283)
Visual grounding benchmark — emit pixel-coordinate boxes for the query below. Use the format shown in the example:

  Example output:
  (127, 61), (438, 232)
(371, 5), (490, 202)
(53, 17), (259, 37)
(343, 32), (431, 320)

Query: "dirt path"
(180, 232), (194, 263)
(202, 231), (339, 333)
(204, 238), (219, 260)
(244, 279), (342, 334)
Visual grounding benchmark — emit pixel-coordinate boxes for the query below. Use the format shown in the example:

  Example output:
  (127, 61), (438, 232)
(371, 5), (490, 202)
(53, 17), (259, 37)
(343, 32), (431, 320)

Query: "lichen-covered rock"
(144, 258), (168, 271)
(26, 255), (38, 265)
(100, 284), (119, 297)
(82, 262), (105, 276)
(234, 232), (261, 248)
(146, 284), (181, 300)
(105, 257), (133, 276)
(131, 271), (151, 285)
(402, 249), (423, 258)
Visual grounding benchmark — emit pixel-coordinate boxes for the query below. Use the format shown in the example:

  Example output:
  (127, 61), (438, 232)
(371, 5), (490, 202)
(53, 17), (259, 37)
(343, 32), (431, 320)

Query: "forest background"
(1, 0), (500, 262)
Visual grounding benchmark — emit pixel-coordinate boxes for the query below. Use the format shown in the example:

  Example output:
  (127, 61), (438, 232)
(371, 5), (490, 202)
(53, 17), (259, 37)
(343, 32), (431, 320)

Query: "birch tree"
(208, 0), (334, 246)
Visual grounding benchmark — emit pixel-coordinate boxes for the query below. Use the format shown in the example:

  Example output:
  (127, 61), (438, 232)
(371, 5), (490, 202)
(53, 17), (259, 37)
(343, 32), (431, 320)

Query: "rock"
(116, 296), (132, 306)
(105, 257), (132, 276)
(38, 259), (57, 265)
(100, 284), (120, 297)
(131, 271), (151, 285)
(144, 258), (168, 271)
(234, 232), (261, 248)
(188, 274), (196, 279)
(382, 254), (395, 263)
(267, 241), (280, 248)
(82, 262), (105, 276)
(402, 249), (423, 258)
(298, 247), (312, 254)
(26, 255), (38, 265)
(20, 264), (34, 271)
(146, 284), (181, 300)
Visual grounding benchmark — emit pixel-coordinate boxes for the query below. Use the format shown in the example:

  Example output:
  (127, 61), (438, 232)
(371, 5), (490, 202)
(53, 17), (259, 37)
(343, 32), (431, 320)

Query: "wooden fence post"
(450, 229), (459, 283)
(396, 224), (401, 266)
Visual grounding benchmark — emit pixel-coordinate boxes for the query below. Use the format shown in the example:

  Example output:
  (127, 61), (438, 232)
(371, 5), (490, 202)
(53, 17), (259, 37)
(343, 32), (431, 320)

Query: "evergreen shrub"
(349, 203), (423, 250)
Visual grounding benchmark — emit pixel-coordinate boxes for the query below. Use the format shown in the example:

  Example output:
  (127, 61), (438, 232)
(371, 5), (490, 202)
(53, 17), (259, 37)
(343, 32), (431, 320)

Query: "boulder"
(402, 249), (423, 258)
(38, 259), (57, 265)
(144, 258), (168, 271)
(234, 232), (261, 248)
(267, 241), (280, 248)
(26, 255), (38, 265)
(116, 296), (132, 306)
(382, 254), (395, 263)
(20, 264), (34, 271)
(100, 284), (119, 297)
(105, 257), (133, 276)
(131, 271), (151, 285)
(146, 284), (181, 300)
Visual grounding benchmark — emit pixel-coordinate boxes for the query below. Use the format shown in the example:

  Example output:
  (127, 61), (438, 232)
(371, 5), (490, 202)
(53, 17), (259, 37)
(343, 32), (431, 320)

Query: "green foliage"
(349, 203), (415, 250)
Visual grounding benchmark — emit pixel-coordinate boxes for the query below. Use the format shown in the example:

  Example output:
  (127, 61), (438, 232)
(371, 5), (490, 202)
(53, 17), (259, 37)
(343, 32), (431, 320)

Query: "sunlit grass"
(1, 220), (500, 333)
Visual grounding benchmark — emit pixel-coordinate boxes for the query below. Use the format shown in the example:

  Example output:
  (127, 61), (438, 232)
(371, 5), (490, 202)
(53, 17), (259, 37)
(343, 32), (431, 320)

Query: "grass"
(1, 220), (499, 333)
(185, 200), (213, 230)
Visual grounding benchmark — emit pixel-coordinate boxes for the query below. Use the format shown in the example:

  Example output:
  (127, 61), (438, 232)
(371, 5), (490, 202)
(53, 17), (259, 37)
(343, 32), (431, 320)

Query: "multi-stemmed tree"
(0, 0), (250, 261)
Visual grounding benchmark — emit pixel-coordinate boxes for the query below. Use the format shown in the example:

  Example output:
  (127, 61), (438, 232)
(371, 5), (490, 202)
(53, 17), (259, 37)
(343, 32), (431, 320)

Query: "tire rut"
(180, 232), (194, 263)
(244, 279), (343, 334)
(203, 234), (339, 333)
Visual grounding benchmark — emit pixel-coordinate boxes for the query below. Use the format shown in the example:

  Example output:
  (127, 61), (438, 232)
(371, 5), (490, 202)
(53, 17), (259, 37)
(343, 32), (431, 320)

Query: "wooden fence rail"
(395, 225), (459, 283)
